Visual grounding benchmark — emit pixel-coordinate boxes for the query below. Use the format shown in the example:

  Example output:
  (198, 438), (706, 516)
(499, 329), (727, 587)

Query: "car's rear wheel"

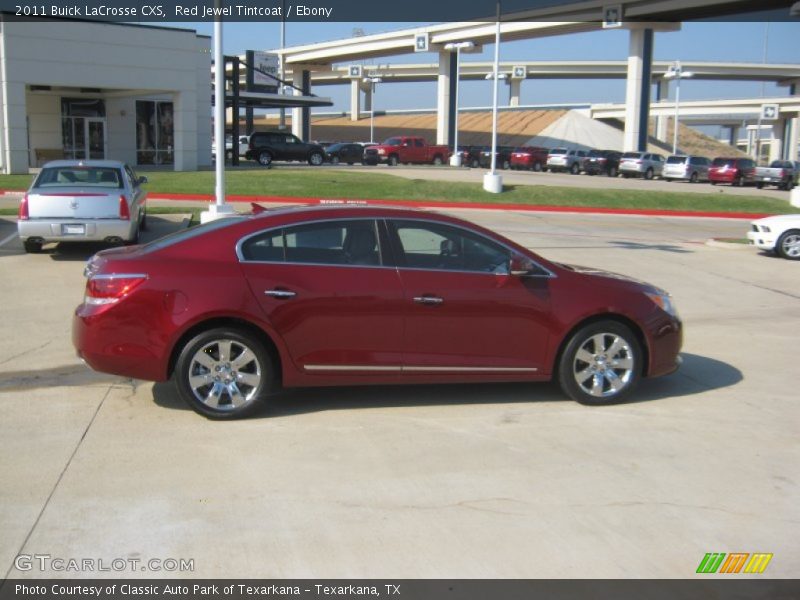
(308, 152), (324, 166)
(644, 168), (654, 180)
(502, 159), (510, 170)
(175, 328), (274, 419)
(690, 172), (699, 183)
(388, 155), (399, 167)
(756, 182), (764, 189)
(734, 175), (743, 187)
(533, 162), (542, 172)
(570, 163), (579, 175)
(257, 151), (273, 167)
(23, 240), (42, 253)
(608, 166), (617, 178)
(776, 229), (800, 260)
(558, 321), (642, 406)
(433, 155), (443, 166)
(331, 155), (339, 165)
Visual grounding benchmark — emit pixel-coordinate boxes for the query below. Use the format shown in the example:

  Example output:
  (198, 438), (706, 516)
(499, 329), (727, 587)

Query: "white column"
(1, 81), (28, 174)
(768, 118), (785, 163)
(508, 79), (521, 107)
(623, 28), (646, 152)
(172, 91), (197, 172)
(436, 50), (452, 146)
(655, 79), (670, 142)
(350, 79), (360, 121)
(291, 68), (305, 140)
(363, 84), (373, 113)
(788, 83), (799, 161)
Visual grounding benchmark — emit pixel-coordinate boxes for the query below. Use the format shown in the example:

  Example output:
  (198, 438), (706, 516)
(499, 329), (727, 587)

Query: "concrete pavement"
(0, 209), (797, 579)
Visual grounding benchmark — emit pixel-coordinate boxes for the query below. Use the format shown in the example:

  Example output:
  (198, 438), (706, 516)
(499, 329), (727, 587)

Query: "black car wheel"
(331, 155), (340, 165)
(570, 163), (579, 175)
(308, 152), (324, 166)
(433, 155), (443, 166)
(533, 162), (542, 172)
(644, 168), (654, 180)
(388, 155), (399, 167)
(174, 327), (275, 419)
(608, 166), (617, 178)
(257, 151), (273, 167)
(776, 230), (800, 260)
(558, 321), (642, 406)
(23, 240), (42, 253)
(690, 172), (699, 183)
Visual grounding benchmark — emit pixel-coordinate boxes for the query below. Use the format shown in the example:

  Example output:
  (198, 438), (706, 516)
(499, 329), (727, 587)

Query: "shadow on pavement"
(151, 352), (742, 418)
(609, 240), (693, 254)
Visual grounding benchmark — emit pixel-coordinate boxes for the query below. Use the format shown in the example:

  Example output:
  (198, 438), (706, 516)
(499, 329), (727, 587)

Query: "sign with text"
(246, 51), (279, 93)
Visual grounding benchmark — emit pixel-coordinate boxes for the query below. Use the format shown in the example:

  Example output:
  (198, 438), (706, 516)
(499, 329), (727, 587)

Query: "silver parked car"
(619, 152), (665, 180)
(17, 160), (147, 253)
(662, 155), (712, 183)
(546, 148), (587, 174)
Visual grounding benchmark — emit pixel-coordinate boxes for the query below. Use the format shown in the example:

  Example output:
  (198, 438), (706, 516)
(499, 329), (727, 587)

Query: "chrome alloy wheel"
(188, 339), (262, 410)
(573, 333), (635, 398)
(781, 233), (800, 258)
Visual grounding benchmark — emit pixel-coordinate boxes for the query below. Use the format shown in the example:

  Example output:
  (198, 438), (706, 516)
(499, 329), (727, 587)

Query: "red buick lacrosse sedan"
(73, 205), (682, 419)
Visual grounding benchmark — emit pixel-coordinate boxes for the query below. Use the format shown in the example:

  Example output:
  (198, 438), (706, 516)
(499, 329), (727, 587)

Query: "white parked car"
(747, 214), (800, 260)
(17, 160), (147, 253)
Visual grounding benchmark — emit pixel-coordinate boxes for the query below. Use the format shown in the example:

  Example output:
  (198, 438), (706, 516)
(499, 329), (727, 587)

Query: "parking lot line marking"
(0, 231), (18, 247)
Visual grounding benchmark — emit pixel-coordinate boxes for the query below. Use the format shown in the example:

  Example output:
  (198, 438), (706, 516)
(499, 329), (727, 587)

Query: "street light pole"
(663, 61), (694, 155)
(363, 77), (382, 143)
(444, 41), (475, 167)
(482, 2), (503, 194)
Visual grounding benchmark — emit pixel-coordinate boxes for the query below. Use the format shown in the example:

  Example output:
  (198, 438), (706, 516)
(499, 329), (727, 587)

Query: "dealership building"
(0, 19), (212, 174)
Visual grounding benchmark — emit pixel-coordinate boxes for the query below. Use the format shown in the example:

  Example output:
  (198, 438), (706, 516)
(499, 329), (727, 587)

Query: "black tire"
(347, 162), (354, 166)
(608, 166), (617, 177)
(225, 149), (233, 161)
(690, 172), (699, 183)
(388, 155), (399, 167)
(433, 155), (443, 166)
(308, 151), (324, 166)
(787, 180), (795, 191)
(533, 162), (542, 172)
(139, 209), (148, 232)
(734, 175), (743, 187)
(257, 151), (273, 167)
(644, 168), (654, 180)
(331, 155), (339, 165)
(776, 229), (800, 261)
(557, 320), (642, 406)
(710, 181), (717, 185)
(174, 327), (275, 419)
(570, 162), (579, 175)
(23, 240), (42, 253)
(756, 182), (764, 189)
(502, 159), (511, 170)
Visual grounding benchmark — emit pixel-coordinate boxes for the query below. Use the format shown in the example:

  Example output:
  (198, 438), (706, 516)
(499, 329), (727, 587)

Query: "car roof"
(42, 160), (127, 168)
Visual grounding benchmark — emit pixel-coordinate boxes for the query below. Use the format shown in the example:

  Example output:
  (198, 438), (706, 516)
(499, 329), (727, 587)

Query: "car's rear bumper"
(18, 219), (134, 242)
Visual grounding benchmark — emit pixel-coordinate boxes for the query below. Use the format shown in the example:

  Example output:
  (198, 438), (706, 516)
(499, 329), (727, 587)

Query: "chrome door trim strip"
(303, 364), (537, 373)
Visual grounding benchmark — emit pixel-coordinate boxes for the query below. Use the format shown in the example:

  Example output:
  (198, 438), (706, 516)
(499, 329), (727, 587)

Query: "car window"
(712, 158), (735, 167)
(666, 156), (686, 164)
(549, 148), (567, 155)
(622, 152), (641, 159)
(414, 139), (424, 147)
(391, 220), (511, 274)
(284, 136), (298, 144)
(241, 220), (381, 267)
(34, 166), (124, 189)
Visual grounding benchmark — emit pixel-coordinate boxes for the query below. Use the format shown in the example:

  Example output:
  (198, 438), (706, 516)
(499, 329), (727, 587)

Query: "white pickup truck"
(212, 135), (249, 161)
(754, 160), (799, 191)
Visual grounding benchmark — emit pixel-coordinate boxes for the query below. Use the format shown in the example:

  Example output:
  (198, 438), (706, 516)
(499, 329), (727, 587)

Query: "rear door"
(239, 218), (405, 373)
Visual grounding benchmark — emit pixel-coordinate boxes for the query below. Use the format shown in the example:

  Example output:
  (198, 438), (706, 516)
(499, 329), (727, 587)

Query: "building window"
(136, 101), (174, 165)
(61, 98), (105, 160)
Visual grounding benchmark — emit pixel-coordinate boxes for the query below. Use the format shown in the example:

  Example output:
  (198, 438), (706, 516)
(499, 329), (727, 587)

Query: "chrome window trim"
(388, 217), (557, 279)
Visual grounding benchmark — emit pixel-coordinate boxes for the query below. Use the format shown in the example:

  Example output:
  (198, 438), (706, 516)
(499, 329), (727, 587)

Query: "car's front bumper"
(746, 230), (777, 251)
(18, 219), (134, 242)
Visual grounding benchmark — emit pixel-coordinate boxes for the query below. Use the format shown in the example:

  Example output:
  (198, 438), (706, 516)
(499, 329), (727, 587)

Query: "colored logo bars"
(697, 553), (773, 574)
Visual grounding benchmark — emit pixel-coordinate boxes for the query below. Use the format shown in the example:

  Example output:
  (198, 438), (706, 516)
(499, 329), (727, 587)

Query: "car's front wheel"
(174, 328), (274, 419)
(776, 229), (800, 260)
(308, 151), (324, 166)
(558, 321), (642, 405)
(257, 151), (273, 167)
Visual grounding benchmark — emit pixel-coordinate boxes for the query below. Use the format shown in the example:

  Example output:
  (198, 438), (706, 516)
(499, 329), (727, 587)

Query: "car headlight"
(377, 149), (386, 155)
(760, 225), (771, 233)
(645, 291), (678, 317)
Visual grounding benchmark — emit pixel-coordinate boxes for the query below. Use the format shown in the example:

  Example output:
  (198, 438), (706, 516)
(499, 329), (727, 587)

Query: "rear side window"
(622, 152), (641, 159)
(712, 158), (735, 167)
(241, 220), (381, 267)
(34, 166), (124, 188)
(666, 156), (687, 164)
(549, 148), (567, 155)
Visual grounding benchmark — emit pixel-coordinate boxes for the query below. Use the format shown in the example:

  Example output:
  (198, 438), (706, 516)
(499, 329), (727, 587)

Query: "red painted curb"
(146, 192), (770, 220)
(0, 188), (771, 220)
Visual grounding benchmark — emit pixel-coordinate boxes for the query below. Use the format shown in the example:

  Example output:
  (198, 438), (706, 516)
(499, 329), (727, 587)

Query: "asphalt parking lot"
(0, 207), (797, 579)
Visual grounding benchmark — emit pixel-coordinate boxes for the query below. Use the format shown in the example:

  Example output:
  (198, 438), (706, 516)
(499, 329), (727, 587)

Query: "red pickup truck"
(363, 136), (451, 166)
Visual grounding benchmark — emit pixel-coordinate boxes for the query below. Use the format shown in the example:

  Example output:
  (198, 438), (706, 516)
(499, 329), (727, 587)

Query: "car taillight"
(119, 195), (130, 220)
(85, 274), (147, 306)
(18, 194), (29, 220)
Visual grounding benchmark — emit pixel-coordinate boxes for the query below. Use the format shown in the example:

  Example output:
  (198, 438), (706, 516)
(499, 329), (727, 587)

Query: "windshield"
(34, 166), (124, 189)
(326, 143), (344, 152)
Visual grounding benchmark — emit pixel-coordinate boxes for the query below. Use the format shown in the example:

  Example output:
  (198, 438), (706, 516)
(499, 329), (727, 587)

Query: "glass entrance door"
(62, 117), (106, 160)
(87, 119), (106, 160)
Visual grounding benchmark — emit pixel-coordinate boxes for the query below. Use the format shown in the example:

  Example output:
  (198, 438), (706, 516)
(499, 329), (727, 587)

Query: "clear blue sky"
(182, 21), (799, 111)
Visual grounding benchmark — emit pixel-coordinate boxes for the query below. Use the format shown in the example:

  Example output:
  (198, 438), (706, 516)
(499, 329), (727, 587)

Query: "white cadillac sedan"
(747, 214), (800, 260)
(17, 160), (147, 253)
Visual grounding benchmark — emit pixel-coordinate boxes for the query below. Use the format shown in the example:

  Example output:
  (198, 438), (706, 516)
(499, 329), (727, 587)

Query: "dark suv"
(582, 149), (622, 177)
(245, 132), (326, 167)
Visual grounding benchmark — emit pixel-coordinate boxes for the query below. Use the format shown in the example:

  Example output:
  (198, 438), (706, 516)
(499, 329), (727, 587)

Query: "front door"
(87, 118), (106, 160)
(388, 219), (552, 374)
(63, 118), (106, 160)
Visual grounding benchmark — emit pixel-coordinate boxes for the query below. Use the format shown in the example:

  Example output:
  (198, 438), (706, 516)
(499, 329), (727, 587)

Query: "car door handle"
(265, 289), (296, 299)
(413, 295), (443, 305)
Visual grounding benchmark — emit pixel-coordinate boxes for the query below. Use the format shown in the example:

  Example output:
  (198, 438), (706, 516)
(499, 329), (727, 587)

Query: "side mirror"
(509, 254), (534, 276)
(138, 176), (148, 185)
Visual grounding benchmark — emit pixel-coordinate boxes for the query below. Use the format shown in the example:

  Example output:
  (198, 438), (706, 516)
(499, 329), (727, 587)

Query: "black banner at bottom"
(2, 580), (799, 600)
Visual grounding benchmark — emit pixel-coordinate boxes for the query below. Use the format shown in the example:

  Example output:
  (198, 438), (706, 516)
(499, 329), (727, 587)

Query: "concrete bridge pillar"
(655, 79), (670, 143)
(436, 50), (457, 147)
(350, 79), (361, 121)
(508, 79), (521, 107)
(788, 83), (799, 161)
(291, 68), (310, 141)
(769, 118), (786, 163)
(623, 27), (654, 152)
(363, 85), (373, 113)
